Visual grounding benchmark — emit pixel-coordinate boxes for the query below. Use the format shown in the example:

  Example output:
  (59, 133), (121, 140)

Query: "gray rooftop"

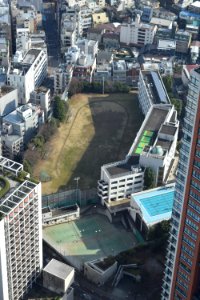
(106, 156), (140, 176)
(160, 124), (177, 136)
(22, 49), (41, 65)
(144, 107), (169, 131)
(142, 71), (170, 105)
(43, 259), (74, 280)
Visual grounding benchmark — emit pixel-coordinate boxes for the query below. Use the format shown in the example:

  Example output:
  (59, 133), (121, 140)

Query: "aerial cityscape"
(0, 0), (200, 299)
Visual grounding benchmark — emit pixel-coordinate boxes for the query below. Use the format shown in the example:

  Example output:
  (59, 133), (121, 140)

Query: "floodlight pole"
(102, 76), (104, 94)
(74, 177), (80, 205)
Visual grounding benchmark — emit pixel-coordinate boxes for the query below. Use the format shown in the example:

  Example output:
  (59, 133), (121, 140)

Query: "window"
(182, 235), (195, 248)
(191, 180), (200, 192)
(188, 199), (200, 215)
(193, 170), (200, 180)
(181, 245), (194, 257)
(177, 277), (189, 289)
(175, 286), (187, 297)
(190, 189), (200, 202)
(187, 208), (200, 222)
(180, 262), (191, 274)
(194, 160), (200, 169)
(186, 217), (199, 231)
(180, 252), (193, 266)
(184, 226), (197, 241)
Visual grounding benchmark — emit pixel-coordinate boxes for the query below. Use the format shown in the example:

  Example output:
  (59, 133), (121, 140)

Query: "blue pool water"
(133, 186), (174, 225)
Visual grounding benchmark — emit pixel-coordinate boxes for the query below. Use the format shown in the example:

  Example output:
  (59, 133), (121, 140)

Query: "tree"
(163, 75), (173, 93)
(147, 220), (170, 241)
(68, 78), (83, 96)
(53, 96), (68, 122)
(171, 98), (182, 117)
(23, 159), (32, 175)
(144, 167), (155, 189)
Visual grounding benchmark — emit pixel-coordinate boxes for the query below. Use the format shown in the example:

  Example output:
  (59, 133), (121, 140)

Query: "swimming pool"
(132, 185), (175, 226)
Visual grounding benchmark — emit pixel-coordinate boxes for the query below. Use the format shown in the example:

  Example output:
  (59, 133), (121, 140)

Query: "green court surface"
(43, 214), (138, 269)
(134, 130), (154, 155)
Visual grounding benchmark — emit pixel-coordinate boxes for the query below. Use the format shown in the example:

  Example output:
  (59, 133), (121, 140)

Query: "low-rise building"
(0, 37), (9, 67)
(43, 259), (74, 299)
(0, 85), (18, 119)
(54, 64), (73, 95)
(138, 70), (170, 115)
(92, 12), (109, 27)
(150, 17), (173, 29)
(175, 30), (191, 54)
(7, 48), (48, 104)
(120, 15), (157, 47)
(42, 205), (80, 225)
(112, 60), (127, 83)
(76, 38), (98, 58)
(73, 54), (96, 82)
(98, 104), (179, 210)
(102, 33), (120, 49)
(84, 258), (117, 286)
(30, 87), (51, 119)
(129, 184), (175, 237)
(2, 103), (44, 157)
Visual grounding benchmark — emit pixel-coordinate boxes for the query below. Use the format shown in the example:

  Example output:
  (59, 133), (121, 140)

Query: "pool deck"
(132, 184), (175, 226)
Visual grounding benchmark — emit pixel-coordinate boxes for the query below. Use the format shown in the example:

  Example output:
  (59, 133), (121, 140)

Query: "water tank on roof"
(151, 145), (164, 156)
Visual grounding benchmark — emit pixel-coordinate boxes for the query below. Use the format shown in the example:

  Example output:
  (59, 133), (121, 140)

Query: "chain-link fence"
(42, 188), (99, 209)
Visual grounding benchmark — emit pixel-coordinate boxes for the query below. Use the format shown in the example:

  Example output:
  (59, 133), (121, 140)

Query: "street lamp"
(74, 177), (80, 205)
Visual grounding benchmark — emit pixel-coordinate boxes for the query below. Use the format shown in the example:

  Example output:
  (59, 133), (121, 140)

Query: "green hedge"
(0, 176), (10, 198)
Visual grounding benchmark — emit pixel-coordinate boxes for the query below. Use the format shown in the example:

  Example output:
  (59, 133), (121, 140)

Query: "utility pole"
(102, 76), (104, 94)
(74, 177), (80, 205)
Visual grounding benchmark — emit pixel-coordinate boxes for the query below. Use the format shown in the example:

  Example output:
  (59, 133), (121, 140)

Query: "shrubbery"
(68, 78), (130, 97)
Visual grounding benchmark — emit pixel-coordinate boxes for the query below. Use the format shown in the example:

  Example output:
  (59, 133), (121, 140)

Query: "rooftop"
(141, 70), (170, 105)
(160, 124), (177, 135)
(131, 184), (175, 226)
(0, 180), (37, 215)
(43, 259), (74, 280)
(22, 48), (41, 65)
(0, 85), (16, 97)
(132, 106), (173, 155)
(106, 156), (140, 177)
(157, 40), (176, 50)
(150, 17), (172, 28)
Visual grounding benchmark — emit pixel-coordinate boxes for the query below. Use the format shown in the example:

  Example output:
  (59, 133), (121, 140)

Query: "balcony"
(98, 180), (108, 188)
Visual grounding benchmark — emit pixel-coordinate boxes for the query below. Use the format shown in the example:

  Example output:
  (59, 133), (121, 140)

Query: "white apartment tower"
(0, 156), (43, 300)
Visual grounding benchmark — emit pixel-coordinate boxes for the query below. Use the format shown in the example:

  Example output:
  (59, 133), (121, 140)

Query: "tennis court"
(43, 214), (138, 269)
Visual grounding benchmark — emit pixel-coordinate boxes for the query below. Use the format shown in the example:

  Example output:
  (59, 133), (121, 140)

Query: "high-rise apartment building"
(162, 67), (200, 300)
(0, 156), (43, 300)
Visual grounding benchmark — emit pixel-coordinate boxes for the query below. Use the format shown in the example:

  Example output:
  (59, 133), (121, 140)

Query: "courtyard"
(43, 214), (138, 270)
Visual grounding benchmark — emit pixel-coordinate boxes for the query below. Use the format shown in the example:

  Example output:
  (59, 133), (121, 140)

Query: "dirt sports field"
(33, 93), (143, 194)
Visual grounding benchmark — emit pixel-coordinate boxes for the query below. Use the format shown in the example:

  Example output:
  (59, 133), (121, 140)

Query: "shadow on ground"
(61, 93), (143, 190)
